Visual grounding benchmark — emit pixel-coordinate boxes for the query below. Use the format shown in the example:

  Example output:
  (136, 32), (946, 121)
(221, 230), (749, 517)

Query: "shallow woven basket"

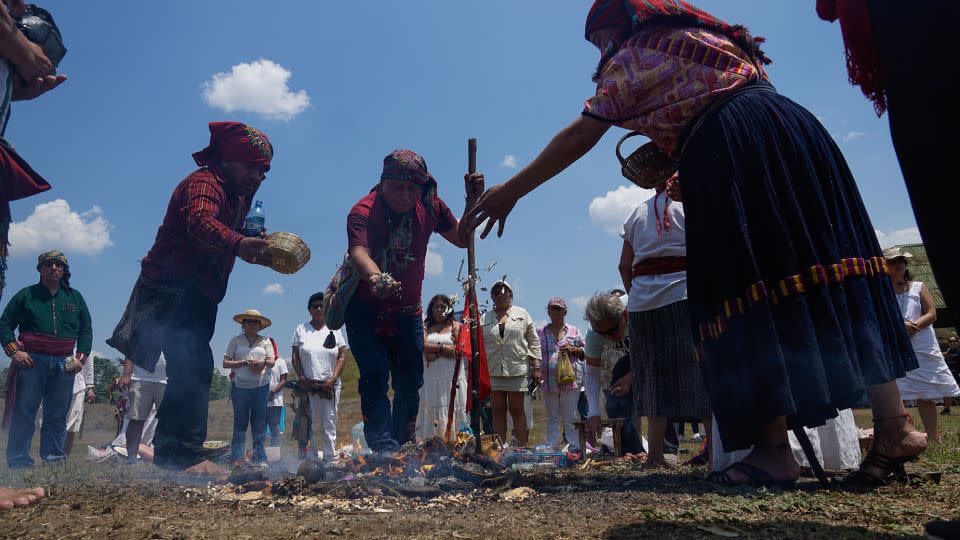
(266, 232), (311, 274)
(616, 131), (678, 189)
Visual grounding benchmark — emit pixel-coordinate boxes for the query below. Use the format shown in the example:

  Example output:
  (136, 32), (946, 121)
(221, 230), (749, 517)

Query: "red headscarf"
(585, 0), (770, 81)
(192, 122), (274, 171)
(816, 0), (885, 116)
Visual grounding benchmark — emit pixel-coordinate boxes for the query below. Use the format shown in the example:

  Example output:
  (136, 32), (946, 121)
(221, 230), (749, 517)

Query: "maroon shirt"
(347, 190), (456, 313)
(141, 168), (250, 303)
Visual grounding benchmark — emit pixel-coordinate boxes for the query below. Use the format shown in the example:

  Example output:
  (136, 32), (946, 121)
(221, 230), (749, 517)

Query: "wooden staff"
(465, 139), (483, 454)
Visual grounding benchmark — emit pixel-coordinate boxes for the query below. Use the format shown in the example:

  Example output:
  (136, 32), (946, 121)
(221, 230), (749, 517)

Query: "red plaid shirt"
(141, 167), (250, 302)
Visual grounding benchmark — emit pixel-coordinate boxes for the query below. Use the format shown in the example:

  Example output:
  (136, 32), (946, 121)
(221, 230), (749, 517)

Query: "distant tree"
(210, 370), (231, 401)
(92, 357), (122, 403)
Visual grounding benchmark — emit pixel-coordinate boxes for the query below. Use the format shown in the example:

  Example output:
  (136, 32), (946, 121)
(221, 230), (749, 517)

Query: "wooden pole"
(465, 138), (483, 455)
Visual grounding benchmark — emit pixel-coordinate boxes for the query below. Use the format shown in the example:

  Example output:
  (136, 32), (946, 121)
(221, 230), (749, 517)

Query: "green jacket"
(0, 283), (93, 355)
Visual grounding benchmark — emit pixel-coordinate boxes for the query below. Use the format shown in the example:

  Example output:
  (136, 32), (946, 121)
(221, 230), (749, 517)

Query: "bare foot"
(0, 486), (45, 510)
(715, 444), (800, 485)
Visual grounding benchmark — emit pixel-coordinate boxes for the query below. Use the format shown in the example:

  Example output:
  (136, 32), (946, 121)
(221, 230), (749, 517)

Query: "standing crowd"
(1, 2), (959, 536)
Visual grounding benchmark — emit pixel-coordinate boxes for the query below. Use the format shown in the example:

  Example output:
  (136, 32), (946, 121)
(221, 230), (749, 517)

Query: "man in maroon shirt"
(107, 122), (274, 469)
(345, 149), (482, 452)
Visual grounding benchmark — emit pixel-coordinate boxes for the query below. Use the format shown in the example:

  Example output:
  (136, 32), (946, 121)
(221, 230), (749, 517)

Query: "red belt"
(632, 256), (687, 277)
(19, 331), (76, 356)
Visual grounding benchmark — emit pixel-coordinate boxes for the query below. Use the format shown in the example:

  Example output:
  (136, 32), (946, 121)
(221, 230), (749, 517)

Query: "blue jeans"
(345, 300), (424, 452)
(231, 384), (269, 463)
(6, 353), (75, 468)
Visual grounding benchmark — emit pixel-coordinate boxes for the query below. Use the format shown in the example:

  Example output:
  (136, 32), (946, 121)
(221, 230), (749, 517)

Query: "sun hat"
(232, 309), (272, 329)
(882, 247), (914, 261)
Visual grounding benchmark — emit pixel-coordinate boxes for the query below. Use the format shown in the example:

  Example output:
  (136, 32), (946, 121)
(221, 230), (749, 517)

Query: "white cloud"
(588, 185), (655, 235)
(202, 59), (310, 120)
(425, 243), (443, 276)
(499, 154), (518, 169)
(9, 199), (112, 257)
(263, 283), (285, 295)
(875, 227), (922, 249)
(842, 131), (865, 142)
(89, 350), (108, 360)
(570, 296), (589, 311)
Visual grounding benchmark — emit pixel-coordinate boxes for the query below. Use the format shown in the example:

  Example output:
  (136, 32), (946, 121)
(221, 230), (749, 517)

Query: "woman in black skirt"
(463, 0), (925, 486)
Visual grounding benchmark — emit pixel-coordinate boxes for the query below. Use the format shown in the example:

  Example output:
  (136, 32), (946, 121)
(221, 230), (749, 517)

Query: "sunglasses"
(241, 319), (261, 325)
(41, 260), (65, 268)
(593, 317), (622, 337)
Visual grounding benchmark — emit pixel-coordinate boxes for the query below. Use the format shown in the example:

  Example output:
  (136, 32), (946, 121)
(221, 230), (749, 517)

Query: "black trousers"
(152, 291), (218, 469)
(870, 0), (960, 330)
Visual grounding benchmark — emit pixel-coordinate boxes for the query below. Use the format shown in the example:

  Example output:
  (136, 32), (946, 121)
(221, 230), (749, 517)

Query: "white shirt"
(291, 322), (347, 383)
(72, 355), (95, 394)
(267, 357), (289, 407)
(132, 353), (167, 384)
(225, 334), (276, 389)
(620, 193), (688, 312)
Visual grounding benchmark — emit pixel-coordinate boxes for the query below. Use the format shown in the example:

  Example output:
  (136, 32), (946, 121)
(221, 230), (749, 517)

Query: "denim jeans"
(6, 353), (75, 468)
(265, 406), (282, 447)
(345, 300), (424, 452)
(231, 384), (269, 463)
(152, 290), (217, 469)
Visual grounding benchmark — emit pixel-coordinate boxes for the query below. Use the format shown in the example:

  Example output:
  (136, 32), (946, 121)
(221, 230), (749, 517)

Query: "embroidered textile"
(583, 26), (763, 158)
(192, 121), (273, 171)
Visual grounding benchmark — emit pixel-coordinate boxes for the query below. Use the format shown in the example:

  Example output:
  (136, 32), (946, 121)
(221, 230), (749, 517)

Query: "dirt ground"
(1, 396), (958, 538)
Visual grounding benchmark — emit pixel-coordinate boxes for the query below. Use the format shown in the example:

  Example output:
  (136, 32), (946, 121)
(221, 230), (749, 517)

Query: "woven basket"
(266, 232), (311, 274)
(616, 131), (678, 189)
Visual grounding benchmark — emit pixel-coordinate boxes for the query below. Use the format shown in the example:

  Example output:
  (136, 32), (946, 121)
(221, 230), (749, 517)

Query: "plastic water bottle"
(351, 422), (372, 456)
(243, 200), (266, 237)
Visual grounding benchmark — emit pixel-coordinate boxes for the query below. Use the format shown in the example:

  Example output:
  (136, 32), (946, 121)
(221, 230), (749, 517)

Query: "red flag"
(458, 298), (490, 413)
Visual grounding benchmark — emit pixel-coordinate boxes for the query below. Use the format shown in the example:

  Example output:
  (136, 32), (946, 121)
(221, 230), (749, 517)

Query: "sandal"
(844, 413), (923, 486)
(843, 448), (918, 486)
(705, 461), (797, 489)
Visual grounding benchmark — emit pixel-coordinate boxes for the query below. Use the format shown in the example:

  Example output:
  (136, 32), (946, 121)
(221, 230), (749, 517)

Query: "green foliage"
(209, 369), (231, 401)
(92, 357), (122, 403)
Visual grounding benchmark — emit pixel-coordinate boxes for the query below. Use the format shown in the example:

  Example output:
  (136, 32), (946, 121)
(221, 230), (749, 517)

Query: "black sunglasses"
(593, 317), (622, 337)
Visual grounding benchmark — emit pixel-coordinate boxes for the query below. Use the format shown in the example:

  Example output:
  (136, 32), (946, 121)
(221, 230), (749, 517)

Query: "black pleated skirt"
(678, 85), (917, 451)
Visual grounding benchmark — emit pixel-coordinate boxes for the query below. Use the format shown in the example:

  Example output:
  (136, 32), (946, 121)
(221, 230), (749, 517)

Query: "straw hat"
(232, 309), (272, 329)
(882, 247), (914, 261)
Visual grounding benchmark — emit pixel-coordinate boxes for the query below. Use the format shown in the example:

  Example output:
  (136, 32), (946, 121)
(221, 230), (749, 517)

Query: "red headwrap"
(585, 0), (770, 81)
(192, 121), (274, 171)
(816, 0), (885, 116)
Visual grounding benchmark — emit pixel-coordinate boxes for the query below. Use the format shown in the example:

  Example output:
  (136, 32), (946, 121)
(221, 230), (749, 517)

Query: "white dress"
(416, 327), (468, 440)
(895, 281), (960, 401)
(712, 409), (862, 471)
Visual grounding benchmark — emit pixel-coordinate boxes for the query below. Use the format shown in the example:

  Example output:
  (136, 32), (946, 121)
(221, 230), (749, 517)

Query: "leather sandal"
(705, 461), (797, 489)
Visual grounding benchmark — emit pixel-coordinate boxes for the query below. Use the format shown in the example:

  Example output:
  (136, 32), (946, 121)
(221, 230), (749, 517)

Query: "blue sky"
(2, 1), (920, 365)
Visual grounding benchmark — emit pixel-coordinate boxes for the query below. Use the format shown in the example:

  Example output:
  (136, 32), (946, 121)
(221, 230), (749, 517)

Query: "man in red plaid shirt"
(107, 122), (274, 469)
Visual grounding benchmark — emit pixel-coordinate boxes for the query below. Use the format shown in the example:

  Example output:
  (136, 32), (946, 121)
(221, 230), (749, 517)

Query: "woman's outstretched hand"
(461, 183), (519, 240)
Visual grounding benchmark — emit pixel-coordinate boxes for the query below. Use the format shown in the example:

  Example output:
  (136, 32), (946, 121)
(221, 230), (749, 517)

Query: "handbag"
(555, 348), (576, 385)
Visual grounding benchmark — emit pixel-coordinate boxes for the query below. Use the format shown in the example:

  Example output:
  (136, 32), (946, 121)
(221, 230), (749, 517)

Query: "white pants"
(308, 385), (341, 460)
(65, 391), (86, 433)
(112, 406), (159, 448)
(542, 389), (580, 450)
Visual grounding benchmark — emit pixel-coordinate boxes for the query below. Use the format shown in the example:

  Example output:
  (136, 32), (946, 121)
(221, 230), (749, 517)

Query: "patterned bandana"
(192, 122), (274, 171)
(36, 250), (68, 269)
(378, 149), (439, 214)
(36, 250), (71, 287)
(585, 0), (770, 81)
